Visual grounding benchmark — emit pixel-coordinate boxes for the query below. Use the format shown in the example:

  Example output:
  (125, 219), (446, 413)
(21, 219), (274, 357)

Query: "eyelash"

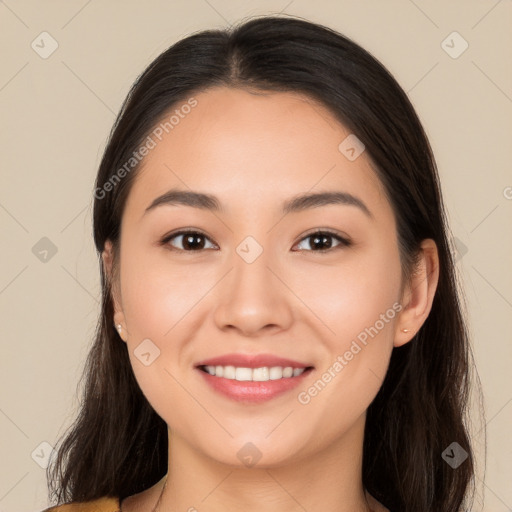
(159, 228), (352, 254)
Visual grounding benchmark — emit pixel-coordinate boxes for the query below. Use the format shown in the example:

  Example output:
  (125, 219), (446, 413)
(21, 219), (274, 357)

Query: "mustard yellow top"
(42, 496), (121, 512)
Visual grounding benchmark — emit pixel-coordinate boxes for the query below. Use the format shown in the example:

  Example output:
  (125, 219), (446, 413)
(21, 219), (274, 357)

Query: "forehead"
(124, 86), (390, 221)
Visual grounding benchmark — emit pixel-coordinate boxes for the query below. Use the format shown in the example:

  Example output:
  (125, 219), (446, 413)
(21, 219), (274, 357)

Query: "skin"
(102, 86), (439, 512)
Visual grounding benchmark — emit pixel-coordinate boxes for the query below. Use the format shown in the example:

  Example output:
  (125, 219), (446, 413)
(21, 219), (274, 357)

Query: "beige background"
(1, 1), (511, 511)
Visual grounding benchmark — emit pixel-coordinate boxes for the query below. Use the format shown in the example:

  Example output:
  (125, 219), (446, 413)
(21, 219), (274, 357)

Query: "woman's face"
(107, 86), (407, 467)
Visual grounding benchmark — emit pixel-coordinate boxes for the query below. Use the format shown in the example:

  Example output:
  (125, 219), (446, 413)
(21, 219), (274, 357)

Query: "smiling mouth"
(197, 365), (315, 382)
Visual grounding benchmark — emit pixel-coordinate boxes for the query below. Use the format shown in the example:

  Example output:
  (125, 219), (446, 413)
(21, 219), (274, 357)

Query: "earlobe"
(395, 239), (440, 347)
(114, 321), (128, 342)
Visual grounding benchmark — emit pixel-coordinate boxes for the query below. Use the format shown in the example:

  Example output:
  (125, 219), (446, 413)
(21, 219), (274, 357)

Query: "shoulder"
(41, 496), (120, 512)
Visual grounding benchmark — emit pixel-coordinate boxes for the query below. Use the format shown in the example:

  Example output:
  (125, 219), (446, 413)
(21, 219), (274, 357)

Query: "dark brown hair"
(47, 14), (478, 511)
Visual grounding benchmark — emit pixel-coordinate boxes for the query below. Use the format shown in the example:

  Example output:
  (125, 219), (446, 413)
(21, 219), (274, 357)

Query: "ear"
(102, 239), (128, 342)
(394, 239), (440, 347)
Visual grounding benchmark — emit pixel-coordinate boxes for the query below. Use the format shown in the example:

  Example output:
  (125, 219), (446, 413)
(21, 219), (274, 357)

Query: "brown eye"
(161, 230), (217, 251)
(294, 230), (351, 253)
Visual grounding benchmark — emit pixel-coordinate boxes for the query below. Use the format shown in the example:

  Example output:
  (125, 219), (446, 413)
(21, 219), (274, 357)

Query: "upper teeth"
(203, 365), (306, 381)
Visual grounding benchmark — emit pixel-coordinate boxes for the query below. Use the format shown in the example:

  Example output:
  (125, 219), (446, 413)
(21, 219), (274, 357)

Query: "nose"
(212, 247), (294, 337)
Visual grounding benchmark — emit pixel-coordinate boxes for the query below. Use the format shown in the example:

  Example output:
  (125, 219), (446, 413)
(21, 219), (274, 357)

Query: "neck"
(154, 414), (377, 512)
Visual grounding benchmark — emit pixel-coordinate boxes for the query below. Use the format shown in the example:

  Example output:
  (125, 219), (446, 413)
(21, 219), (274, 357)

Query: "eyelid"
(160, 228), (218, 251)
(292, 228), (352, 252)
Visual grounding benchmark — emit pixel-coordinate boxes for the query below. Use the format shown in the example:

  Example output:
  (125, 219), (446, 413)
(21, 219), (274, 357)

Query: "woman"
(44, 14), (476, 512)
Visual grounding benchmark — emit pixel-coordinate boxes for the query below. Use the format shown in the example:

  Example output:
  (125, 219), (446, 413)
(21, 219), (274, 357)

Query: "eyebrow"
(143, 189), (373, 218)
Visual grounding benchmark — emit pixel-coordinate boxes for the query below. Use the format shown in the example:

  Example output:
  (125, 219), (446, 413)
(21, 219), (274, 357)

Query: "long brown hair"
(47, 14), (479, 511)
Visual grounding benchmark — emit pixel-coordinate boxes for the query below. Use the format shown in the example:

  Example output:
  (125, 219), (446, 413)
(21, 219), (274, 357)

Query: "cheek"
(118, 246), (215, 410)
(291, 243), (402, 344)
(292, 245), (401, 399)
(117, 247), (205, 427)
(120, 244), (212, 340)
(293, 245), (401, 420)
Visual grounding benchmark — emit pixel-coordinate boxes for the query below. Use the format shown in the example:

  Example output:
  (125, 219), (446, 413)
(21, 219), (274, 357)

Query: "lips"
(195, 353), (314, 369)
(194, 353), (315, 403)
